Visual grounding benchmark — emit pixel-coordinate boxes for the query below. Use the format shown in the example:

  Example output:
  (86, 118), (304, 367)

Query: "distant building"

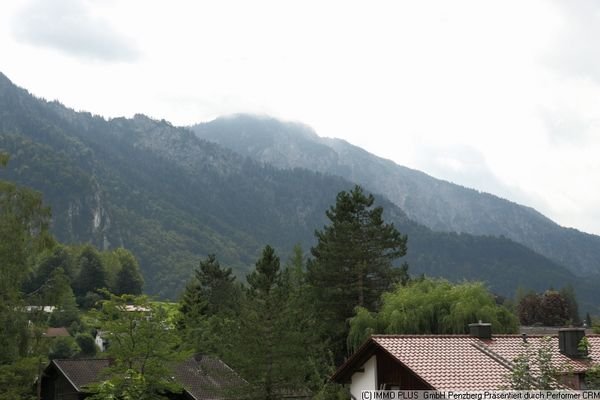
(93, 330), (108, 352)
(332, 323), (600, 397)
(24, 306), (57, 313)
(42, 327), (71, 338)
(121, 304), (151, 312)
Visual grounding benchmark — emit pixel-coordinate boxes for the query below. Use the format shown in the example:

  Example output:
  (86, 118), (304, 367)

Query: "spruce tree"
(179, 254), (239, 323)
(234, 245), (313, 399)
(178, 255), (242, 360)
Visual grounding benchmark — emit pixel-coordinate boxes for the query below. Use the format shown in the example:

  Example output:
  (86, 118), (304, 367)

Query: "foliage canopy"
(348, 278), (518, 351)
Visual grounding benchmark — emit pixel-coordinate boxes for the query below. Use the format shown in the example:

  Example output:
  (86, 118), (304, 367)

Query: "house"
(43, 327), (71, 338)
(25, 305), (57, 313)
(93, 330), (108, 352)
(332, 323), (600, 397)
(40, 354), (247, 400)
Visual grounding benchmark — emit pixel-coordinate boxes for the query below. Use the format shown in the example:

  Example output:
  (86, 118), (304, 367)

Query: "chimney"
(558, 328), (587, 358)
(469, 321), (492, 339)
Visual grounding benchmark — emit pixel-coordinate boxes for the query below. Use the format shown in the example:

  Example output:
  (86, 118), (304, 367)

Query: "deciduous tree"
(517, 289), (571, 326)
(507, 337), (560, 390)
(0, 156), (53, 398)
(75, 245), (107, 303)
(87, 294), (186, 399)
(113, 248), (144, 295)
(348, 278), (518, 350)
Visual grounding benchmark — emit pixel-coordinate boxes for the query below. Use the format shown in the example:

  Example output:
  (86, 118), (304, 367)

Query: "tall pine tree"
(307, 185), (407, 360)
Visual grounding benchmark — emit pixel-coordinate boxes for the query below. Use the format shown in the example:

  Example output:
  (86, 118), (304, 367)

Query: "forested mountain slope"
(192, 114), (600, 278)
(1, 72), (598, 311)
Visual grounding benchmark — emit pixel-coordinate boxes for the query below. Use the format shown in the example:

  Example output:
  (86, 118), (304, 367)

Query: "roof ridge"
(373, 334), (600, 338)
(470, 342), (513, 370)
(372, 334), (472, 338)
(494, 334), (556, 338)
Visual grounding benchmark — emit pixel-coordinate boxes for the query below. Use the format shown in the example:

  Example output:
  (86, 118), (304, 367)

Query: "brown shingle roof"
(333, 334), (600, 391)
(52, 359), (110, 391)
(173, 355), (247, 400)
(43, 327), (71, 337)
(48, 356), (246, 399)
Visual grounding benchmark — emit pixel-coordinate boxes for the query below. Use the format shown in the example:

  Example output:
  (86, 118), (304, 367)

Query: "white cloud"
(11, 0), (139, 62)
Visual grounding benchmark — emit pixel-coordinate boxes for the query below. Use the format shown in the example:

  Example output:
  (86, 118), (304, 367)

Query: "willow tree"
(348, 278), (518, 351)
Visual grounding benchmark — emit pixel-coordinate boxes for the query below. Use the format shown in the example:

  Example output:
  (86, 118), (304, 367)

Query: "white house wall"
(350, 355), (377, 399)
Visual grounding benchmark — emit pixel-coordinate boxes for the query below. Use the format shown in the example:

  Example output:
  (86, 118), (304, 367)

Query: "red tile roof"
(333, 334), (600, 391)
(485, 335), (600, 374)
(373, 335), (511, 390)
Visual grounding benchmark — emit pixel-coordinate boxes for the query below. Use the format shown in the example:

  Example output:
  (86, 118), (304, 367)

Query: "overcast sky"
(1, 0), (599, 235)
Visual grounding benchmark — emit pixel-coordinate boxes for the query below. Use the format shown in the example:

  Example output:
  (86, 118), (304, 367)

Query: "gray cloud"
(413, 143), (540, 208)
(12, 0), (139, 62)
(544, 0), (600, 82)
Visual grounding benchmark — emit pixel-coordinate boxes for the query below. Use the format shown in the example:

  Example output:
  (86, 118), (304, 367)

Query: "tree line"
(174, 185), (521, 399)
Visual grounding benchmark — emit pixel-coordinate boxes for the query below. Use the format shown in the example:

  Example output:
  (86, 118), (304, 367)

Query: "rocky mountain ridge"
(192, 114), (600, 277)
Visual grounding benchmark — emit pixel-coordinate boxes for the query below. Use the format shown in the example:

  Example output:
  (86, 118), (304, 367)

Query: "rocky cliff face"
(192, 114), (600, 277)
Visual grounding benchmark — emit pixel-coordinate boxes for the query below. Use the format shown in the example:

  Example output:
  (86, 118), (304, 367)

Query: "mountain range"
(1, 72), (598, 311)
